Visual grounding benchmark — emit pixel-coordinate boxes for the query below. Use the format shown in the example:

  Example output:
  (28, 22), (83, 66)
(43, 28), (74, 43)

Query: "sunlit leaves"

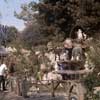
(15, 1), (39, 21)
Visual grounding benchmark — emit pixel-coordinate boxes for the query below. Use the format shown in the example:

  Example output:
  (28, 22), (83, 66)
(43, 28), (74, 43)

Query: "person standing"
(63, 38), (73, 60)
(0, 60), (8, 91)
(8, 57), (16, 76)
(59, 38), (73, 80)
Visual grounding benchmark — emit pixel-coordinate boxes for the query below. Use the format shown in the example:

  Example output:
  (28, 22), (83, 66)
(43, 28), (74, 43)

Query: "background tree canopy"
(15, 0), (100, 47)
(0, 24), (18, 46)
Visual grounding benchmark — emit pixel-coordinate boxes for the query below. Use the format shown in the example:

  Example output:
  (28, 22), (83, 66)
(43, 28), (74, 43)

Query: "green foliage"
(20, 23), (48, 48)
(6, 26), (18, 42)
(93, 91), (100, 100)
(15, 0), (100, 48)
(84, 73), (100, 100)
(87, 39), (100, 73)
(14, 2), (38, 21)
(84, 73), (100, 91)
(0, 24), (18, 46)
(38, 0), (100, 37)
(84, 38), (100, 100)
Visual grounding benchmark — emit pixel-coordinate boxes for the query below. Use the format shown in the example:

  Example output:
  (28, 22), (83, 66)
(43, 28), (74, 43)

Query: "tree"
(37, 0), (80, 40)
(78, 0), (100, 35)
(0, 24), (18, 46)
(38, 0), (100, 37)
(16, 0), (100, 44)
(20, 22), (47, 48)
(15, 2), (49, 47)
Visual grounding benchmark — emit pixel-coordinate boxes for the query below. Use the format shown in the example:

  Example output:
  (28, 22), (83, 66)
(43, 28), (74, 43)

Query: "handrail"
(55, 69), (93, 75)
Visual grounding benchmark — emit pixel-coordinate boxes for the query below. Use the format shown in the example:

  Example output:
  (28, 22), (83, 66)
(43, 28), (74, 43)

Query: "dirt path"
(0, 92), (25, 100)
(0, 92), (67, 100)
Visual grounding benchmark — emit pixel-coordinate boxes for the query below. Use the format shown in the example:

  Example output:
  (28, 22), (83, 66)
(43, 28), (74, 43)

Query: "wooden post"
(21, 77), (28, 98)
(66, 81), (71, 99)
(77, 83), (85, 100)
(9, 76), (21, 95)
(51, 80), (55, 97)
(15, 78), (21, 96)
(9, 77), (13, 92)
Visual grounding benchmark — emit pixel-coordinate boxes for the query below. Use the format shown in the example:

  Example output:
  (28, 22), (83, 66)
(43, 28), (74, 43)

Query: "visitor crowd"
(36, 28), (92, 82)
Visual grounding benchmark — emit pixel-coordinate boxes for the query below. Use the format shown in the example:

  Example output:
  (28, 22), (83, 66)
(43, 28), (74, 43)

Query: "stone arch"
(69, 25), (85, 39)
